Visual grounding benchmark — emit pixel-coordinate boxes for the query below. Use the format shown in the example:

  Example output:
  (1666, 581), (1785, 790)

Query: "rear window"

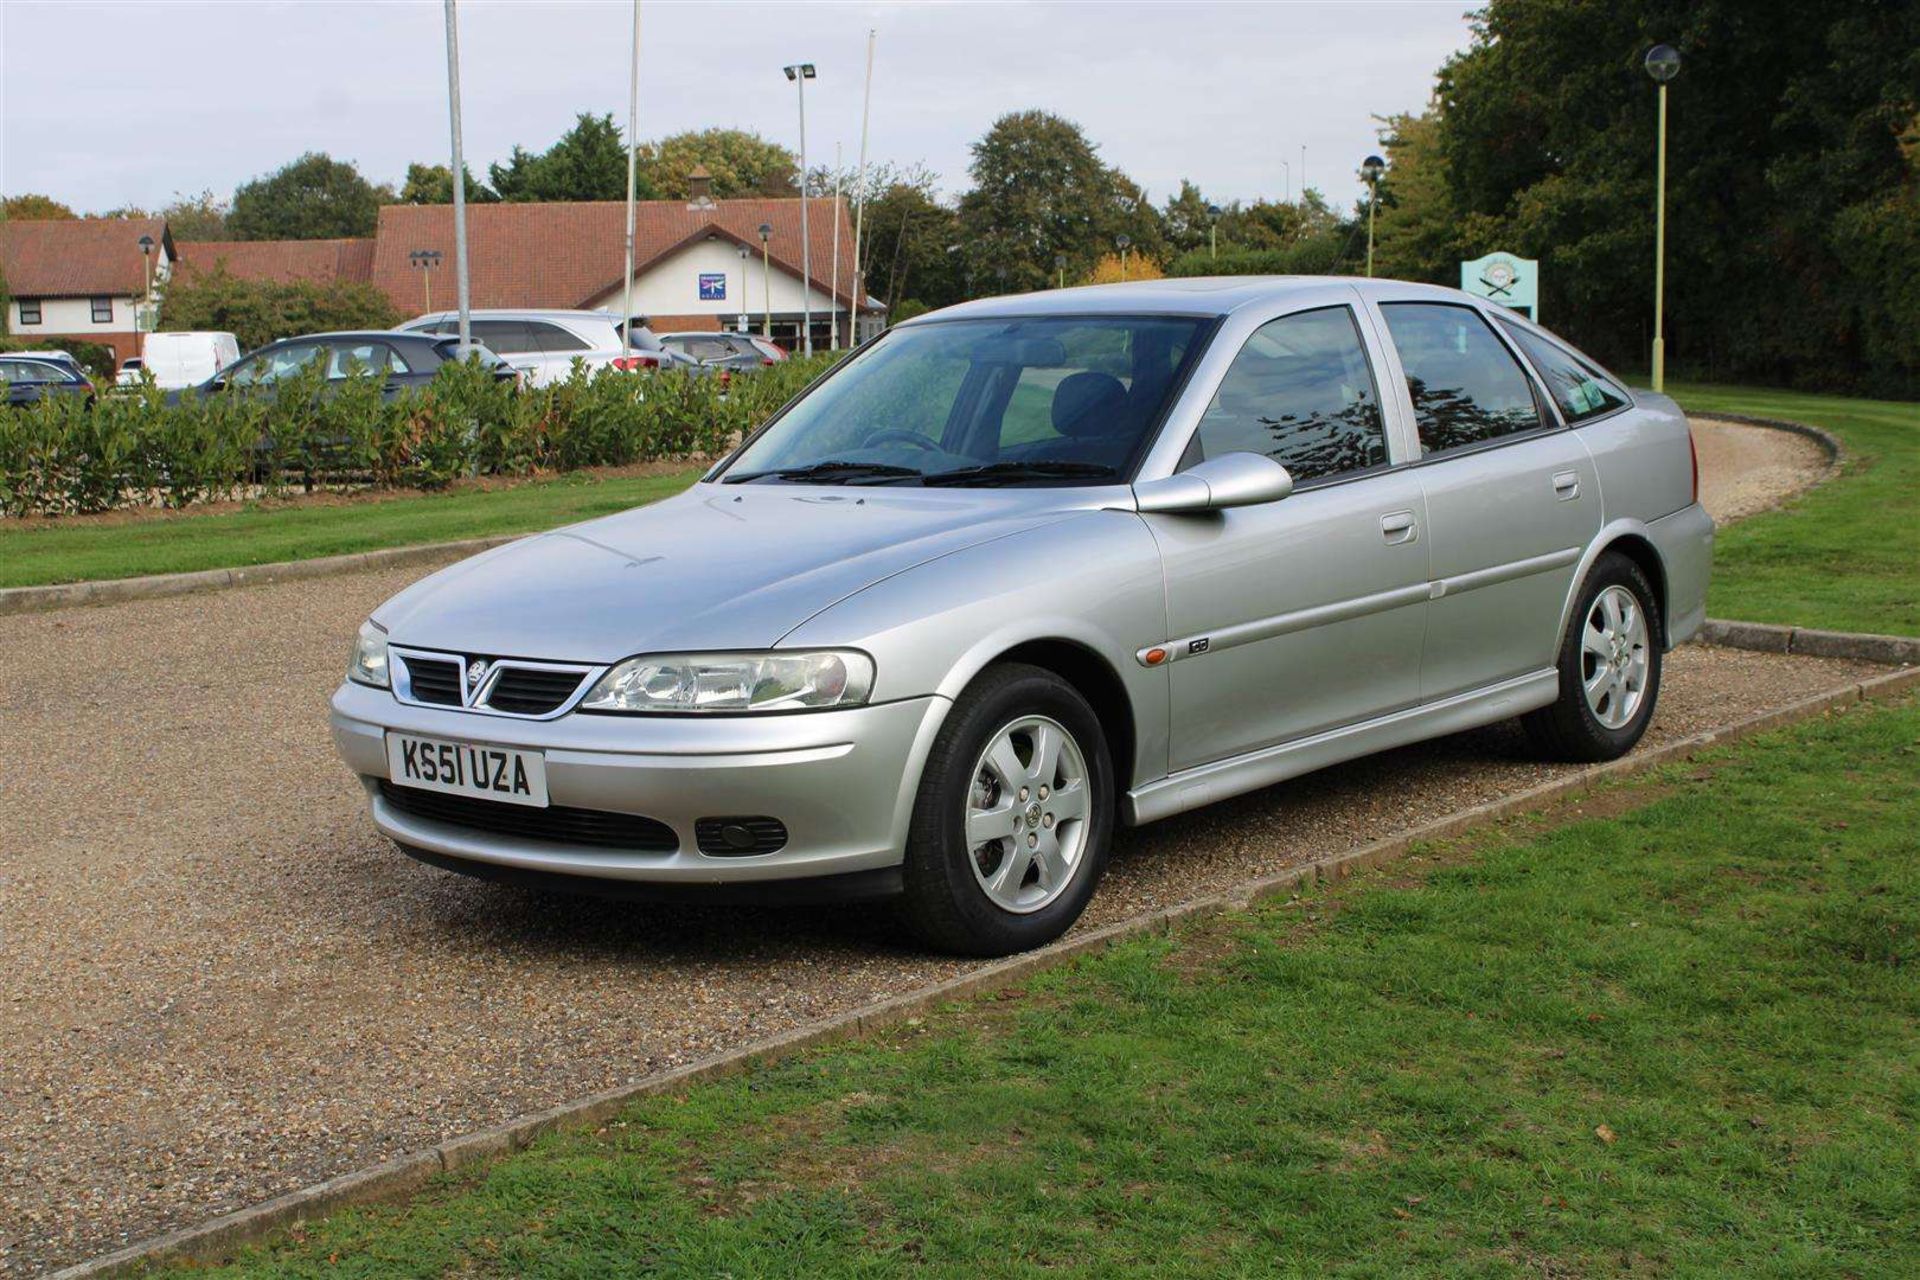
(1498, 320), (1630, 423)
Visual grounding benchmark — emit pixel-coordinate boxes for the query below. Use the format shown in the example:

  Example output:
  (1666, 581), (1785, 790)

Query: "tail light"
(718, 369), (733, 390)
(610, 354), (660, 372)
(1686, 423), (1699, 504)
(761, 357), (777, 366)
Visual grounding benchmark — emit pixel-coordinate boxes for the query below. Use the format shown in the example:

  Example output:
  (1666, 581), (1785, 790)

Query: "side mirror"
(1132, 451), (1293, 514)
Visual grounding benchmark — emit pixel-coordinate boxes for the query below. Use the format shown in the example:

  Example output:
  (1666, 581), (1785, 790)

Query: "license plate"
(386, 733), (549, 808)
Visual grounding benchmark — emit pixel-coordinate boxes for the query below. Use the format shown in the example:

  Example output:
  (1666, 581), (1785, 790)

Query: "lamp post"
(1360, 155), (1385, 277)
(136, 234), (155, 357)
(619, 0), (641, 364)
(783, 62), (817, 356)
(1054, 253), (1067, 289)
(758, 222), (773, 340)
(737, 244), (750, 331)
(1280, 158), (1290, 204)
(408, 249), (443, 311)
(1645, 43), (1680, 392)
(1116, 234), (1131, 281)
(1206, 204), (1222, 260)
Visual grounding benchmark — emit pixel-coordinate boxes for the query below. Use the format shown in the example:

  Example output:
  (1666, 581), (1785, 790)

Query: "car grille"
(695, 816), (790, 857)
(393, 649), (594, 717)
(403, 655), (464, 706)
(378, 781), (678, 852)
(487, 667), (587, 715)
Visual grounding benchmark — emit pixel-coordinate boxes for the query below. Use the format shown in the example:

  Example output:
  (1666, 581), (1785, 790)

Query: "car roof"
(405, 309), (616, 322)
(265, 330), (448, 343)
(902, 275), (1472, 324)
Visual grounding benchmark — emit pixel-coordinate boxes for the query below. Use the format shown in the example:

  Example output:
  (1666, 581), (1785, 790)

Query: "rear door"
(1371, 299), (1600, 701)
(1151, 302), (1430, 769)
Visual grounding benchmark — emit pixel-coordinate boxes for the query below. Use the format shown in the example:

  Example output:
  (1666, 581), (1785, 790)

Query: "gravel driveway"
(0, 417), (1863, 1273)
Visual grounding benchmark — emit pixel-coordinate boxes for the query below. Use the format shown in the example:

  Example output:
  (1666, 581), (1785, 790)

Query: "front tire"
(1522, 552), (1663, 762)
(899, 663), (1113, 956)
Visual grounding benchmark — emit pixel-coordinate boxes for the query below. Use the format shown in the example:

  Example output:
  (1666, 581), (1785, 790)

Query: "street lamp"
(136, 233), (155, 357)
(1116, 233), (1131, 281)
(408, 248), (443, 310)
(758, 222), (774, 340)
(737, 244), (751, 332)
(1206, 204), (1222, 261)
(1280, 158), (1291, 204)
(1645, 43), (1681, 392)
(1360, 155), (1386, 277)
(783, 62), (817, 356)
(1054, 253), (1067, 289)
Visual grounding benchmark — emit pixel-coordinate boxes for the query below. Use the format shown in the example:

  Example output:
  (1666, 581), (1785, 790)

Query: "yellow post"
(1652, 81), (1668, 392)
(1366, 190), (1377, 277)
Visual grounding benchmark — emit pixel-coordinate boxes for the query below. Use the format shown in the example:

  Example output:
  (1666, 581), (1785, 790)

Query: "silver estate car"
(332, 278), (1712, 955)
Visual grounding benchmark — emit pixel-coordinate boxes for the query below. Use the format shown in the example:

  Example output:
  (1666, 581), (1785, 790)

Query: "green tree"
(2, 194), (76, 220)
(491, 114), (640, 203)
(399, 163), (498, 205)
(956, 111), (1160, 294)
(159, 190), (230, 240)
(1368, 107), (1476, 283)
(637, 128), (795, 199)
(1435, 0), (1919, 393)
(1162, 181), (1217, 257)
(159, 263), (399, 350)
(858, 180), (962, 311)
(227, 153), (384, 240)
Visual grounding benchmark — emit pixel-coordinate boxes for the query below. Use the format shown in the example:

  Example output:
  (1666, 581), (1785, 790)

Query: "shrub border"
(45, 653), (1919, 1279)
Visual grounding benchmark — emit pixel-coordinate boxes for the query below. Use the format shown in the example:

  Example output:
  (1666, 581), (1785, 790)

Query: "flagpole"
(620, 0), (641, 363)
(443, 0), (470, 351)
(829, 141), (843, 349)
(850, 28), (875, 341)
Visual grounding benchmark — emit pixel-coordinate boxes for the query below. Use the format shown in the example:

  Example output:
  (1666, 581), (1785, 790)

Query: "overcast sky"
(0, 0), (1474, 217)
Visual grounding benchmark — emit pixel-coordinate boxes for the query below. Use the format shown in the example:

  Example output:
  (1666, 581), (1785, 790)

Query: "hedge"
(0, 353), (839, 517)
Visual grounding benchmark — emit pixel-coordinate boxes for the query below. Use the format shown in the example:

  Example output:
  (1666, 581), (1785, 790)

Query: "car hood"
(373, 483), (1098, 663)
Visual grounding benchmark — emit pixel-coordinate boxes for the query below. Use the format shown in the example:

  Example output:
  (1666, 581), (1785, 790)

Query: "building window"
(17, 299), (42, 325)
(90, 296), (114, 324)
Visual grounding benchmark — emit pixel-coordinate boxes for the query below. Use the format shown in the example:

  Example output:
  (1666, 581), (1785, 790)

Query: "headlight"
(580, 650), (873, 713)
(348, 619), (390, 688)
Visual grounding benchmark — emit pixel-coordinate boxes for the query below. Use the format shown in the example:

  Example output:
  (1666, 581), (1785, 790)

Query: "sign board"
(698, 272), (727, 302)
(1460, 252), (1538, 320)
(737, 313), (750, 332)
(134, 303), (159, 333)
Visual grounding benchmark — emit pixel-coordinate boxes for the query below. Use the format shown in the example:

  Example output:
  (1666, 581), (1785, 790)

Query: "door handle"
(1552, 470), (1581, 500)
(1379, 510), (1418, 545)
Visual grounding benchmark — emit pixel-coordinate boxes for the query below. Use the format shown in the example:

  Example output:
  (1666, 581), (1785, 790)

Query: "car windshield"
(720, 314), (1210, 485)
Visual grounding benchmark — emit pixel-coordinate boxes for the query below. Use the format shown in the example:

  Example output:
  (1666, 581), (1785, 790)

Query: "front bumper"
(330, 680), (949, 888)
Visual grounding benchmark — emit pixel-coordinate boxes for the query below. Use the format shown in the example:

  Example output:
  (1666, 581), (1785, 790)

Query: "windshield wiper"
(921, 460), (1120, 486)
(722, 460), (925, 485)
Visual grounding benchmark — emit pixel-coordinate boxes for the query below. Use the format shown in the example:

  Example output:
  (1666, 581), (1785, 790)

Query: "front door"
(1373, 300), (1602, 700)
(1149, 304), (1430, 771)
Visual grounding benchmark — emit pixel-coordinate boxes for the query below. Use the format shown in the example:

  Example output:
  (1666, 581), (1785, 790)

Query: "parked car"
(2, 355), (94, 407)
(657, 331), (787, 372)
(332, 278), (1712, 956)
(7, 349), (92, 382)
(395, 310), (696, 386)
(115, 356), (145, 386)
(142, 331), (242, 390)
(167, 331), (516, 405)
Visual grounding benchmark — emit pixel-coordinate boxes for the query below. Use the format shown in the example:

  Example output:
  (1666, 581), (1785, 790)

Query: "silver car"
(333, 278), (1712, 955)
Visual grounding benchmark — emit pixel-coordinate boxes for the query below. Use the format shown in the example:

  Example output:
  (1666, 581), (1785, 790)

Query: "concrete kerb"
(0, 535), (522, 618)
(46, 655), (1920, 1280)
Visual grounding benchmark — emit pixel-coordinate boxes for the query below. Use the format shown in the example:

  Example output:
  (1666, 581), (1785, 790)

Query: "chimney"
(687, 166), (715, 210)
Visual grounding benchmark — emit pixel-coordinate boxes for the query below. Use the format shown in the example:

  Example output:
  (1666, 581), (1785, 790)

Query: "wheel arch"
(985, 638), (1138, 805)
(1560, 522), (1672, 651)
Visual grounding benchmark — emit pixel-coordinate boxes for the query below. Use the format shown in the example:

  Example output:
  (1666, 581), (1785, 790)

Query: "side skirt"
(1124, 669), (1560, 826)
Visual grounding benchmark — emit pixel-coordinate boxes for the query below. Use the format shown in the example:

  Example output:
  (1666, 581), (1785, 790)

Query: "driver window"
(1192, 306), (1388, 484)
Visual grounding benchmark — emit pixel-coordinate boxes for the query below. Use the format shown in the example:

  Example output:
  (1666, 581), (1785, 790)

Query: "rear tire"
(1522, 552), (1663, 762)
(898, 663), (1112, 956)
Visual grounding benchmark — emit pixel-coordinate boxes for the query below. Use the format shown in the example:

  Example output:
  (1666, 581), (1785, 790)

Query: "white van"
(141, 332), (242, 390)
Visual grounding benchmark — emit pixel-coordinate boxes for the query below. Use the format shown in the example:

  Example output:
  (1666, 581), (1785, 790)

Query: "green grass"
(0, 468), (700, 588)
(1664, 381), (1920, 636)
(179, 695), (1920, 1278)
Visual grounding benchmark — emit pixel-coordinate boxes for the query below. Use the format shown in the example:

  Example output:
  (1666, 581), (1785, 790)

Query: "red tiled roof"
(367, 198), (866, 316)
(174, 238), (375, 286)
(0, 217), (172, 296)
